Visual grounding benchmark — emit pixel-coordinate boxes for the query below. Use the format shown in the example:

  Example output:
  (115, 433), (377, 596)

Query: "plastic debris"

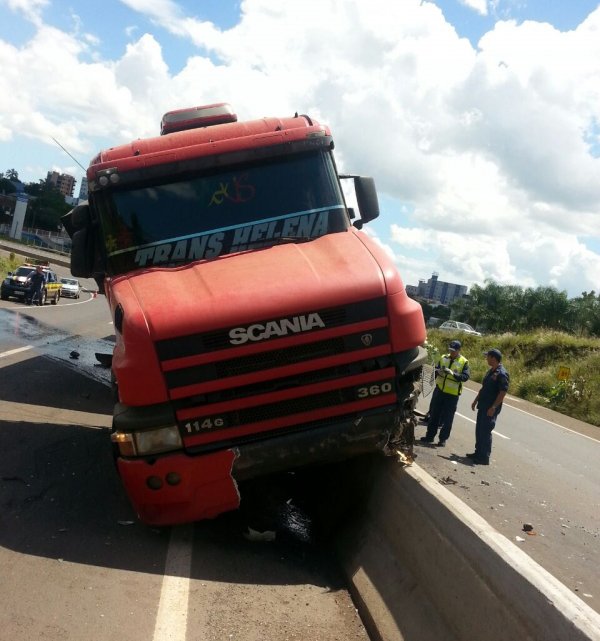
(523, 523), (534, 532)
(515, 536), (525, 542)
(243, 527), (276, 542)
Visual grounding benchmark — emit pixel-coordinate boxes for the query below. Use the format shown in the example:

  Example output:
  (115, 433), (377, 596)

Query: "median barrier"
(336, 458), (600, 641)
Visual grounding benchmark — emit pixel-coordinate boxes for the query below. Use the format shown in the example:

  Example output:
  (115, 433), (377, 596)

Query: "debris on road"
(440, 476), (458, 485)
(69, 350), (80, 359)
(515, 536), (526, 543)
(523, 523), (534, 532)
(480, 480), (490, 486)
(243, 527), (276, 542)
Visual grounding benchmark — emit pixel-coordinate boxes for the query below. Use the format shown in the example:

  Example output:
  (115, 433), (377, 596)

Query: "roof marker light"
(160, 103), (237, 135)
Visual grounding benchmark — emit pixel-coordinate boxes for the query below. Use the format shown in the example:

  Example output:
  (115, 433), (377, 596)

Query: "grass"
(0, 251), (25, 275)
(426, 329), (600, 427)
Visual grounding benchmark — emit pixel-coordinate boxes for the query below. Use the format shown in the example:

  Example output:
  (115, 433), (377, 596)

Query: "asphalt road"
(2, 247), (599, 632)
(414, 382), (600, 612)
(0, 266), (367, 641)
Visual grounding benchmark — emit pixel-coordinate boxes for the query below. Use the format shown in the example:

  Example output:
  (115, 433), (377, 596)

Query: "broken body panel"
(64, 105), (427, 525)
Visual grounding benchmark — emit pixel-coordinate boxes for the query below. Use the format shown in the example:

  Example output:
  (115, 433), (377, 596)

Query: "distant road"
(0, 237), (71, 269)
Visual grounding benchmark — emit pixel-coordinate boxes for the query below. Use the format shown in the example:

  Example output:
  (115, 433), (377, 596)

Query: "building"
(78, 176), (88, 201)
(46, 171), (76, 197)
(408, 272), (468, 305)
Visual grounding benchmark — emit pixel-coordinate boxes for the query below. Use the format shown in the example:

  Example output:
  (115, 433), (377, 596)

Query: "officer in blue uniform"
(420, 339), (470, 447)
(468, 348), (509, 465)
(26, 265), (46, 305)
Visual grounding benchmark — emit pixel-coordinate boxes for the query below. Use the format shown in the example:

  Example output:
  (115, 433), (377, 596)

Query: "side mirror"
(70, 227), (95, 278)
(61, 203), (90, 238)
(339, 175), (380, 229)
(353, 176), (379, 227)
(61, 203), (96, 278)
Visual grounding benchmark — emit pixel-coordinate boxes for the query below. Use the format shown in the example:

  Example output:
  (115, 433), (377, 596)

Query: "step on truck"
(62, 103), (428, 526)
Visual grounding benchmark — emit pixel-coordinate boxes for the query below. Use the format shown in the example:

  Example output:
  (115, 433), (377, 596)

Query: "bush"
(426, 329), (600, 426)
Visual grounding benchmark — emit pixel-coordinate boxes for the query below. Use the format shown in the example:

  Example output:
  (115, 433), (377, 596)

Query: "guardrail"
(337, 458), (600, 641)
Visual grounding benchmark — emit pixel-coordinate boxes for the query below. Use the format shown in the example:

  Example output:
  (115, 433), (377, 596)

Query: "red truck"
(63, 103), (427, 526)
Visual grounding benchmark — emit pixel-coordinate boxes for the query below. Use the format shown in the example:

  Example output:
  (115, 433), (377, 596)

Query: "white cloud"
(458, 0), (488, 16)
(5, 0), (49, 26)
(0, 0), (599, 297)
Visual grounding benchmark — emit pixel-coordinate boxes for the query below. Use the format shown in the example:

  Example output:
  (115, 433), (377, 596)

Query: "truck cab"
(63, 104), (427, 525)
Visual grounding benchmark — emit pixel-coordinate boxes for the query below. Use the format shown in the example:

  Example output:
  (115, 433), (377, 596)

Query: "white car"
(60, 277), (82, 299)
(438, 320), (481, 336)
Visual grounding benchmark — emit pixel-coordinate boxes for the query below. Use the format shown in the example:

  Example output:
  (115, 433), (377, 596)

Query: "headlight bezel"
(111, 424), (183, 457)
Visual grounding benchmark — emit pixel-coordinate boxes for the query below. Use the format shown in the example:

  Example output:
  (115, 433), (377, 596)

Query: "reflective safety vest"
(436, 353), (468, 396)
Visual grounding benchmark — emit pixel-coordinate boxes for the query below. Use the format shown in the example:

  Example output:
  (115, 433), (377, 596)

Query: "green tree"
(569, 291), (600, 336)
(450, 280), (577, 334)
(0, 177), (17, 194)
(24, 183), (71, 231)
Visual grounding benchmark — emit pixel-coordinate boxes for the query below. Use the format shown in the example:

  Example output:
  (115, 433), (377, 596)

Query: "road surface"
(0, 275), (367, 641)
(415, 381), (600, 611)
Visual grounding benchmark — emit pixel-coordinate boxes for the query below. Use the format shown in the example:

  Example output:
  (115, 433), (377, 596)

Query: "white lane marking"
(462, 388), (599, 443)
(456, 412), (510, 439)
(4, 292), (96, 310)
(0, 345), (35, 358)
(153, 525), (194, 641)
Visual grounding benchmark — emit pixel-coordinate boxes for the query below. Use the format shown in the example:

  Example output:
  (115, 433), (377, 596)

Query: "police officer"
(420, 339), (470, 447)
(468, 348), (509, 465)
(26, 265), (45, 306)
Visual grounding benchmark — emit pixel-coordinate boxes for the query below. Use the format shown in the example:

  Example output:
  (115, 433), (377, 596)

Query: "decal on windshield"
(208, 174), (256, 206)
(131, 209), (333, 267)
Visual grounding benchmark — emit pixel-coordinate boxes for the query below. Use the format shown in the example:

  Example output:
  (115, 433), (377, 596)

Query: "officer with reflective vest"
(420, 339), (470, 447)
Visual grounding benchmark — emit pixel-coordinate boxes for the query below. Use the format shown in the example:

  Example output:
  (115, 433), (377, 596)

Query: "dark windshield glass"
(96, 150), (348, 274)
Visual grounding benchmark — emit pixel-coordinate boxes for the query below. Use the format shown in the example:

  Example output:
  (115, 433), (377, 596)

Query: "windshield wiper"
(244, 235), (319, 248)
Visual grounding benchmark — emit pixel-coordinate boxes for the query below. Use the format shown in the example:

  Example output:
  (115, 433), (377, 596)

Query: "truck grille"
(154, 297), (395, 444)
(155, 298), (384, 360)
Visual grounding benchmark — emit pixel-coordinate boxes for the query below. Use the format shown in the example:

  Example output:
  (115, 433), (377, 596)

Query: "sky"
(1, 0), (599, 298)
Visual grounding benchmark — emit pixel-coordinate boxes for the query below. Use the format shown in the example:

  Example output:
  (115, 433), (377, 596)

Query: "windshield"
(457, 322), (475, 331)
(95, 150), (349, 275)
(61, 278), (78, 285)
(15, 267), (35, 278)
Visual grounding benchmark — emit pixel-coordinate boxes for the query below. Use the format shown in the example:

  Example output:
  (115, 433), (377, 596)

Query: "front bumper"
(116, 405), (401, 526)
(1, 284), (30, 297)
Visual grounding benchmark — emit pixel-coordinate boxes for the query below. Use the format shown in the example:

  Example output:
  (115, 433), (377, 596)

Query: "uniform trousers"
(425, 387), (459, 442)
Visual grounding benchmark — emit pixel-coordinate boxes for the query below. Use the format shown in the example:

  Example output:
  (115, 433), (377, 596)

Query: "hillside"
(427, 329), (600, 427)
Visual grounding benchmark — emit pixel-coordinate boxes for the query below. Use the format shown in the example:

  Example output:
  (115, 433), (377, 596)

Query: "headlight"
(111, 425), (182, 456)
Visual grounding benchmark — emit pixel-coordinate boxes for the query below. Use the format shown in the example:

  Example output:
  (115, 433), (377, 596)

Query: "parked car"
(60, 277), (82, 299)
(438, 320), (481, 336)
(1, 263), (61, 305)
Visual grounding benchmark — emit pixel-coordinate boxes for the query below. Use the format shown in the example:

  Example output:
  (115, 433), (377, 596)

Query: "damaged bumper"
(116, 405), (405, 526)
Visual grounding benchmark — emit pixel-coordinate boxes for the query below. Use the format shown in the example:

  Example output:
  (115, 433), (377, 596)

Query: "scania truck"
(63, 103), (427, 526)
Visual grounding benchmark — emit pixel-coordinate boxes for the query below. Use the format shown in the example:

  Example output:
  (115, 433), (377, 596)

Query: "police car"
(1, 262), (62, 305)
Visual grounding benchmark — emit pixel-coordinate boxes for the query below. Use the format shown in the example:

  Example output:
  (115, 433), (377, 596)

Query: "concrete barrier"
(337, 458), (600, 641)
